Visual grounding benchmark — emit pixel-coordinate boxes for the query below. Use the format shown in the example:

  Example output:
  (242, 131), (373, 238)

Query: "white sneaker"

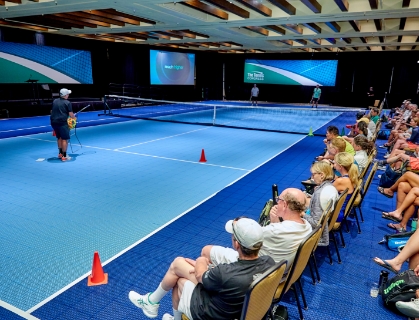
(129, 291), (159, 318)
(396, 298), (419, 317)
(162, 314), (174, 320)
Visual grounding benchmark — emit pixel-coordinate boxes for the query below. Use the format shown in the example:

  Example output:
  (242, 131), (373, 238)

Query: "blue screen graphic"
(0, 42), (93, 84)
(150, 50), (195, 85)
(244, 60), (338, 86)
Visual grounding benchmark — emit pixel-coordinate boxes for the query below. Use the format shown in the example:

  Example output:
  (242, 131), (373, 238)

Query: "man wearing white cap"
(50, 88), (75, 161)
(128, 218), (274, 320)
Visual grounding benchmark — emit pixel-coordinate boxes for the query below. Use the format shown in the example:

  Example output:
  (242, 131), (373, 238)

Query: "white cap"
(225, 218), (264, 250)
(60, 88), (72, 96)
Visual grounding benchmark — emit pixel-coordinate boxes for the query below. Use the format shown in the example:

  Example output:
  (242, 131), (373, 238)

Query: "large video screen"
(150, 50), (195, 85)
(244, 60), (338, 86)
(0, 42), (93, 84)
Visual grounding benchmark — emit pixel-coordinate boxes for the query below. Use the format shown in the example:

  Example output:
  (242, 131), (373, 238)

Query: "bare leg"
(172, 278), (189, 310)
(160, 257), (198, 292)
(61, 139), (68, 153)
(201, 245), (213, 263)
(386, 172), (419, 194)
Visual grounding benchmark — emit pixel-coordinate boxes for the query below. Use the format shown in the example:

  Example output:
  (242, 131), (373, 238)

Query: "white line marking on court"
(116, 127), (211, 150)
(0, 300), (40, 319)
(19, 136), (250, 171)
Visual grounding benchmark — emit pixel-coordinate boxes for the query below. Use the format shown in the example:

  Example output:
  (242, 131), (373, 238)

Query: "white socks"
(173, 308), (182, 320)
(149, 283), (169, 304)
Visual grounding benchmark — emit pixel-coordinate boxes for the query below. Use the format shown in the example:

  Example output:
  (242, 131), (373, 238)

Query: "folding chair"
(271, 226), (322, 320)
(342, 179), (363, 234)
(353, 163), (378, 222)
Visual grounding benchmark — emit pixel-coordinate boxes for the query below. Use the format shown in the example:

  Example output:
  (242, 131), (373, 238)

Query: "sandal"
(378, 187), (394, 198)
(387, 223), (406, 232)
(382, 212), (402, 222)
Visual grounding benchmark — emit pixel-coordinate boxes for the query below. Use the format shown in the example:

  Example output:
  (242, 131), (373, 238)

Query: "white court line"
(116, 127), (211, 150)
(0, 300), (40, 320)
(19, 136), (250, 171)
(27, 129), (310, 314)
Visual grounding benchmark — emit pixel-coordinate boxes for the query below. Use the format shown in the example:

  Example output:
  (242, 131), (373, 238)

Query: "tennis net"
(101, 95), (349, 135)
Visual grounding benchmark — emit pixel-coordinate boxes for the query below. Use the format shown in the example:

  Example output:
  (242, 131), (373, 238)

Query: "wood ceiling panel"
(64, 13), (111, 27)
(70, 11), (125, 26)
(282, 24), (303, 34)
(243, 26), (269, 36)
(263, 25), (285, 35)
(333, 0), (348, 11)
(235, 0), (272, 17)
(85, 10), (141, 26)
(180, 1), (229, 20)
(204, 0), (249, 18)
(266, 0), (296, 15)
(100, 9), (156, 25)
(300, 0), (322, 13)
(302, 23), (321, 34)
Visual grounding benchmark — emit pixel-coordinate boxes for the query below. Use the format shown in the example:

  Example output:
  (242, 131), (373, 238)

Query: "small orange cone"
(52, 130), (56, 136)
(199, 149), (207, 162)
(87, 251), (108, 286)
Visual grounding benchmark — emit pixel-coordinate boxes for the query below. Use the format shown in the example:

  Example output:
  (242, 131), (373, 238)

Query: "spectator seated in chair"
(201, 188), (312, 271)
(384, 117), (419, 159)
(353, 135), (375, 174)
(316, 126), (355, 162)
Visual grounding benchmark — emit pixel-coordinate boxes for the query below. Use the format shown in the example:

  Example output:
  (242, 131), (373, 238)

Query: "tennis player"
(311, 84), (321, 109)
(50, 88), (76, 162)
(250, 84), (259, 106)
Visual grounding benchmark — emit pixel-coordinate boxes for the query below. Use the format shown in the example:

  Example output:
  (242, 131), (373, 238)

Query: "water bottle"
(412, 218), (417, 231)
(378, 270), (390, 293)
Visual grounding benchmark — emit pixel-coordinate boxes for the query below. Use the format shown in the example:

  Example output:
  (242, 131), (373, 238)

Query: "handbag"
(380, 269), (419, 315)
(380, 231), (415, 252)
(379, 162), (408, 188)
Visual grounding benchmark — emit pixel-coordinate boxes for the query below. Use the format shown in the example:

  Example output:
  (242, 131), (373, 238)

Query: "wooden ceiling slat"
(47, 14), (98, 28)
(185, 42), (201, 47)
(302, 22), (321, 34)
(155, 31), (183, 39)
(64, 13), (111, 27)
(397, 35), (403, 42)
(235, 0), (272, 17)
(169, 30), (196, 38)
(14, 16), (76, 29)
(71, 11), (125, 26)
(300, 0), (321, 13)
(282, 24), (303, 34)
(342, 38), (351, 44)
(180, 1), (229, 20)
(243, 26), (269, 36)
(101, 33), (137, 41)
(360, 37), (367, 43)
(294, 39), (307, 45)
(402, 0), (410, 8)
(379, 36), (384, 43)
(100, 9), (156, 24)
(109, 32), (148, 40)
(325, 21), (340, 32)
(228, 41), (243, 47)
(148, 32), (171, 40)
(333, 0), (348, 11)
(84, 10), (141, 26)
(368, 0), (378, 10)
(352, 47), (358, 51)
(179, 30), (209, 38)
(278, 39), (293, 45)
(0, 0), (5, 5)
(266, 0), (296, 15)
(349, 20), (360, 32)
(0, 19), (48, 31)
(204, 0), (249, 19)
(400, 17), (406, 30)
(338, 47), (346, 51)
(264, 25), (285, 35)
(374, 19), (382, 31)
(308, 38), (321, 45)
(325, 38), (336, 44)
(134, 32), (159, 40)
(219, 42), (231, 47)
(5, 0), (21, 3)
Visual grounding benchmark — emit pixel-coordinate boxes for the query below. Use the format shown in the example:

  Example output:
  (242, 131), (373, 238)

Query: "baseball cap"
(60, 88), (72, 96)
(357, 117), (370, 123)
(225, 218), (264, 250)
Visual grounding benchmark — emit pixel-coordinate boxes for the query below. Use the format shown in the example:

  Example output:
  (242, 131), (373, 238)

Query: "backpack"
(379, 162), (408, 188)
(379, 231), (415, 251)
(380, 269), (419, 314)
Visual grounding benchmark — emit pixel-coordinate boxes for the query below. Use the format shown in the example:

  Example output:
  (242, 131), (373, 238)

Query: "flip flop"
(378, 187), (394, 198)
(372, 258), (399, 274)
(382, 212), (402, 222)
(387, 223), (406, 232)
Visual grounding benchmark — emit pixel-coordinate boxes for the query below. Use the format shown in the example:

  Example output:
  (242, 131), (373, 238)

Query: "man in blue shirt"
(311, 84), (322, 109)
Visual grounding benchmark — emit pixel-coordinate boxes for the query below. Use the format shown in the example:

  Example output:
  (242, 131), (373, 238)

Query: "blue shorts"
(51, 123), (70, 140)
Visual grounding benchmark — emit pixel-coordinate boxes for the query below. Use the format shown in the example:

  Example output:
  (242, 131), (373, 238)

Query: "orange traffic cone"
(199, 149), (207, 162)
(87, 251), (108, 286)
(52, 130), (56, 136)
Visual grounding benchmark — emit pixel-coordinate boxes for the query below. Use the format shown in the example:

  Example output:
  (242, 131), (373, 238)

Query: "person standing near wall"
(50, 88), (76, 162)
(311, 84), (322, 108)
(367, 86), (375, 107)
(250, 84), (259, 106)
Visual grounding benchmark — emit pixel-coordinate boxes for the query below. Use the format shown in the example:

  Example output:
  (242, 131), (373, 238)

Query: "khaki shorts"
(210, 246), (239, 266)
(178, 280), (195, 320)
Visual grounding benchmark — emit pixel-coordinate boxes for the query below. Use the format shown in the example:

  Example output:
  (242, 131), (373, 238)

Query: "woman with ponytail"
(333, 152), (359, 222)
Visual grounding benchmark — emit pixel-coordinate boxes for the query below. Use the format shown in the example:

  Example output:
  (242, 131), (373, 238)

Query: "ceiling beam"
(307, 38), (321, 45)
(84, 10), (142, 26)
(399, 17), (406, 30)
(64, 13), (111, 27)
(180, 30), (209, 38)
(204, 0), (250, 18)
(360, 37), (367, 43)
(300, 0), (322, 13)
(169, 30), (196, 38)
(333, 0), (348, 11)
(234, 0), (272, 17)
(349, 20), (361, 32)
(282, 24), (303, 34)
(148, 32), (171, 40)
(155, 31), (183, 39)
(243, 26), (269, 36)
(180, 1), (229, 20)
(51, 14), (99, 28)
(403, 0), (410, 7)
(294, 39), (307, 45)
(325, 38), (336, 44)
(342, 38), (351, 44)
(374, 19), (382, 31)
(368, 0), (378, 10)
(352, 47), (358, 51)
(263, 25), (285, 35)
(0, 19), (49, 31)
(4, 0), (21, 3)
(302, 22), (321, 34)
(324, 21), (340, 32)
(11, 17), (74, 29)
(379, 36), (384, 43)
(73, 11), (126, 26)
(266, 0), (296, 15)
(278, 39), (293, 45)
